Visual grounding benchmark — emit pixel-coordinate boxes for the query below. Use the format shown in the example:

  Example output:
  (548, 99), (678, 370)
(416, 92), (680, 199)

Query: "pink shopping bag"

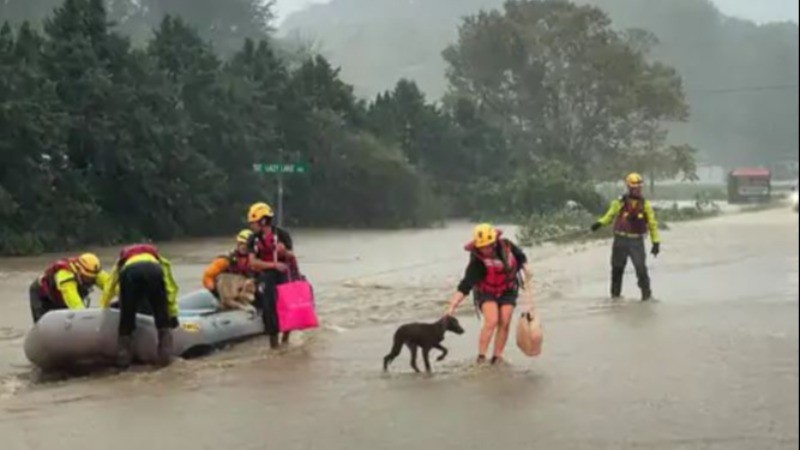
(276, 279), (319, 332)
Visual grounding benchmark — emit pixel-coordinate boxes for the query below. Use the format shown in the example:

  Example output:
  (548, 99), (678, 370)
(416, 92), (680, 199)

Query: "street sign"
(252, 163), (311, 174)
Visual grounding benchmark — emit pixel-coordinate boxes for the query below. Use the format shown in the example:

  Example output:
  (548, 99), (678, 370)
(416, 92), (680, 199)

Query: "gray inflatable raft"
(24, 290), (265, 370)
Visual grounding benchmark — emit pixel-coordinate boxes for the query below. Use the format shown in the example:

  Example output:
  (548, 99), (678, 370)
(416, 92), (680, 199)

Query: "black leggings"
(119, 262), (170, 336)
(254, 269), (286, 336)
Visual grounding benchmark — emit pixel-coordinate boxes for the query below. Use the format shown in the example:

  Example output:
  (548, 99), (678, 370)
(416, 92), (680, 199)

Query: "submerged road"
(0, 207), (797, 449)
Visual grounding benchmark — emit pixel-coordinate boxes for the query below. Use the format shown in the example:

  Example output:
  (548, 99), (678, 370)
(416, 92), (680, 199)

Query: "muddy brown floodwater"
(0, 208), (797, 449)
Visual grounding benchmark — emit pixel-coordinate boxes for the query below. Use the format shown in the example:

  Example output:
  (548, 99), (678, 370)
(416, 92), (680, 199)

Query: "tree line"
(282, 0), (798, 167)
(1, 0), (694, 255)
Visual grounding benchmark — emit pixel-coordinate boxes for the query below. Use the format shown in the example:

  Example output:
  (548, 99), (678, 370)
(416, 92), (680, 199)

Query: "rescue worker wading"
(29, 253), (109, 323)
(202, 229), (255, 297)
(590, 172), (661, 300)
(246, 202), (298, 349)
(101, 243), (180, 368)
(446, 223), (533, 365)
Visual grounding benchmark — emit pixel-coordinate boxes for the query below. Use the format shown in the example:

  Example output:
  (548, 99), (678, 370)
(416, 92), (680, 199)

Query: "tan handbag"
(516, 311), (543, 357)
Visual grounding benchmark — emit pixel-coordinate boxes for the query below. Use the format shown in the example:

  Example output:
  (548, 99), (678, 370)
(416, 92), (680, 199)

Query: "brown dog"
(215, 273), (256, 312)
(383, 316), (465, 373)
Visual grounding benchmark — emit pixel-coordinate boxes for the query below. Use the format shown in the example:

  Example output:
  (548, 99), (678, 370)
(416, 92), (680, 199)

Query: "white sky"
(271, 0), (800, 25)
(712, 0), (799, 24)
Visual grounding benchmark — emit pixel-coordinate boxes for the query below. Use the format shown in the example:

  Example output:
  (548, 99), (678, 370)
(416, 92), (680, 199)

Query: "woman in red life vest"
(446, 223), (533, 364)
(245, 202), (299, 349)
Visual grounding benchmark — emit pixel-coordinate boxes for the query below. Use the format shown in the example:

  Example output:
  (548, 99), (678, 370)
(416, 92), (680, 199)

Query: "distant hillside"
(280, 0), (799, 166)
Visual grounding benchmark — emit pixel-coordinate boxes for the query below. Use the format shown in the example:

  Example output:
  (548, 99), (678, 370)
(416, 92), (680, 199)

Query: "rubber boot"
(641, 288), (652, 301)
(116, 335), (134, 369)
(637, 272), (652, 301)
(156, 328), (173, 367)
(268, 334), (280, 349)
(610, 267), (624, 298)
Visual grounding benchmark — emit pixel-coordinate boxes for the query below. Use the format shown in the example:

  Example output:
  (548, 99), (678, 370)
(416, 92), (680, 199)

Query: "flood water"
(0, 207), (797, 449)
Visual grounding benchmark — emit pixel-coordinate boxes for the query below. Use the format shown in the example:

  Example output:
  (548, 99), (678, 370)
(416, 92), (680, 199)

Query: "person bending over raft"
(29, 253), (109, 323)
(101, 243), (180, 368)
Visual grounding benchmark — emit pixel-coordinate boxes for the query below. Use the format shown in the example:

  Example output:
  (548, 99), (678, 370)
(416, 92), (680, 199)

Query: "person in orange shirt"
(202, 229), (255, 298)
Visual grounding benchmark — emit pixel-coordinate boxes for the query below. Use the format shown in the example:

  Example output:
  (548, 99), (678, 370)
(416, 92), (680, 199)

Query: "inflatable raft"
(23, 289), (266, 371)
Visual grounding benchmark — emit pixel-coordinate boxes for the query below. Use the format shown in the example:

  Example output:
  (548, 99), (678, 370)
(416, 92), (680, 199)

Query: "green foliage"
(653, 201), (721, 223)
(281, 0), (798, 168)
(282, 109), (443, 228)
(516, 207), (602, 247)
(516, 194), (722, 247)
(0, 0), (275, 55)
(0, 0), (442, 255)
(2, 0), (716, 255)
(442, 1), (689, 180)
(595, 182), (727, 201)
(459, 160), (605, 222)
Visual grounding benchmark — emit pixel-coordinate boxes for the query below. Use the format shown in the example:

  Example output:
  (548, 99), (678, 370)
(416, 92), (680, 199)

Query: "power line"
(690, 83), (799, 95)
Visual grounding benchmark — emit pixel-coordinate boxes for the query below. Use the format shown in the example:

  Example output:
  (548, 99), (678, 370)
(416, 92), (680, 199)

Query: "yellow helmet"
(472, 223), (498, 248)
(73, 253), (101, 278)
(247, 202), (274, 223)
(236, 229), (253, 244)
(625, 172), (644, 187)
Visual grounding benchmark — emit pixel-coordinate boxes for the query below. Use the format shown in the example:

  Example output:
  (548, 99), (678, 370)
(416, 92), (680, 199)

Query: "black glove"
(169, 316), (179, 329)
(651, 243), (660, 257)
(590, 222), (602, 232)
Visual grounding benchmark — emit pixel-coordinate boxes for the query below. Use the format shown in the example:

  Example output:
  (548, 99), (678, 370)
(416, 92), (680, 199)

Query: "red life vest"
(253, 230), (293, 262)
(225, 251), (251, 275)
(613, 196), (648, 235)
(253, 230), (277, 263)
(253, 229), (301, 276)
(118, 243), (160, 267)
(464, 234), (519, 298)
(39, 258), (90, 307)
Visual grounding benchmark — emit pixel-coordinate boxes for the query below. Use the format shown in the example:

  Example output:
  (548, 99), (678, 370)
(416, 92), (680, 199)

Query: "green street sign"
(253, 163), (311, 174)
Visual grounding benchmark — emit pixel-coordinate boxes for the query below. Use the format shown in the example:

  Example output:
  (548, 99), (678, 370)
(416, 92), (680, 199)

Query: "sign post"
(277, 147), (284, 229)
(252, 155), (312, 227)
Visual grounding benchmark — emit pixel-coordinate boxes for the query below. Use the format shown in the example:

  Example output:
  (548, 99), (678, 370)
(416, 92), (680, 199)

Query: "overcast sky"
(271, 0), (800, 26)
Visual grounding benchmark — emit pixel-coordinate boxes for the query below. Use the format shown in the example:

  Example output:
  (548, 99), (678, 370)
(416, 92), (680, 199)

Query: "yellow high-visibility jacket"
(597, 197), (661, 244)
(100, 253), (179, 318)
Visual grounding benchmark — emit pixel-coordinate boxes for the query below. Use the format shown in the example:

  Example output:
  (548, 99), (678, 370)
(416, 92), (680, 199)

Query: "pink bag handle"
(272, 229), (294, 282)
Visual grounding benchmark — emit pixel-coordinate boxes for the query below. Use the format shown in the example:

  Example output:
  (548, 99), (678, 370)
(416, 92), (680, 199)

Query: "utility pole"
(277, 147), (284, 228)
(252, 148), (311, 228)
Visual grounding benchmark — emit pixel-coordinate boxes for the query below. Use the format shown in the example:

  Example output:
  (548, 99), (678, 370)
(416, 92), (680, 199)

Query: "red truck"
(727, 167), (771, 204)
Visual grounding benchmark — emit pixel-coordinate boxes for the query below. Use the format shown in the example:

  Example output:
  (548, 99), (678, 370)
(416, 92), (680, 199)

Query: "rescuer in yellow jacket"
(101, 243), (179, 368)
(590, 172), (661, 300)
(29, 253), (110, 323)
